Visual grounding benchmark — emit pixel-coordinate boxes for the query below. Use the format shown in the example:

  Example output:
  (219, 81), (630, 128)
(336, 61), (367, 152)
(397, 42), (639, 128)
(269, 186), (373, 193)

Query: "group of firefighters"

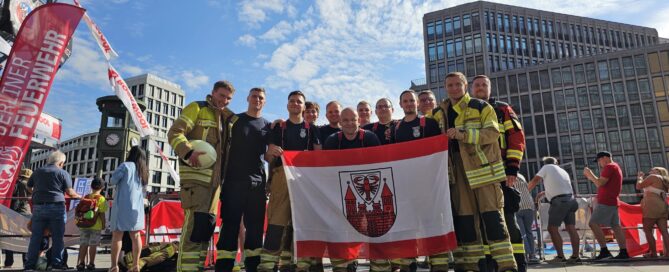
(166, 71), (528, 272)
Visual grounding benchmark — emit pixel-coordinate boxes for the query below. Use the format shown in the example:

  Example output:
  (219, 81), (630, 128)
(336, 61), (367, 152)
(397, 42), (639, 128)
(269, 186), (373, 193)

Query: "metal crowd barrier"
(534, 192), (654, 259)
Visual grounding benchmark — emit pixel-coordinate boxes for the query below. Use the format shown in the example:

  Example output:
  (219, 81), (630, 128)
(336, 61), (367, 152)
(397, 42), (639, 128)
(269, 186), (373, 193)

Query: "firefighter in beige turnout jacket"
(436, 72), (517, 272)
(168, 81), (236, 272)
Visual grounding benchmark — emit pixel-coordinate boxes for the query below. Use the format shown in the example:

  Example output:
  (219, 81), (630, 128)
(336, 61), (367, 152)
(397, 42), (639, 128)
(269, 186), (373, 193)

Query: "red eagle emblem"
(340, 168), (396, 237)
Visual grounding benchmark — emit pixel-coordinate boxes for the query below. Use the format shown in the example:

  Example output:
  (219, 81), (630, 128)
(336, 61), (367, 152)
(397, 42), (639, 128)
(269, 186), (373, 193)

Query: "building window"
(586, 62), (597, 83)
(530, 72), (540, 91)
(464, 36), (472, 55)
(475, 56), (484, 75)
(618, 106), (630, 127)
(138, 84), (145, 97)
(609, 130), (621, 152)
(146, 112), (152, 123)
(568, 112), (579, 131)
(605, 107), (617, 128)
(131, 85), (137, 96)
(621, 132), (633, 152)
(453, 16), (461, 34)
(549, 68), (561, 88)
(554, 90), (565, 111)
(427, 22), (435, 40)
(598, 61), (609, 80)
(562, 67), (573, 86)
(623, 56), (635, 77)
(613, 82), (624, 103)
(542, 92), (553, 111)
(445, 18), (453, 36)
(472, 12), (480, 31)
(571, 134), (582, 154)
(473, 34), (482, 53)
(455, 38), (462, 57)
(565, 89), (576, 110)
(446, 39), (454, 58)
(519, 16), (526, 34)
(584, 133), (596, 153)
(518, 74), (528, 93)
(593, 108), (604, 129)
(596, 132), (607, 152)
(626, 80), (638, 102)
(430, 64), (437, 83)
(428, 43), (436, 61)
(610, 59), (622, 80)
(630, 104), (643, 126)
(648, 128), (661, 149)
(466, 57), (475, 77)
(643, 103), (656, 124)
(589, 85), (600, 106)
(601, 83), (613, 104)
(560, 135), (571, 154)
(436, 41), (444, 60)
(154, 115), (160, 126)
(463, 14), (471, 32)
(639, 78), (652, 100)
(577, 87), (589, 108)
(531, 91), (542, 112)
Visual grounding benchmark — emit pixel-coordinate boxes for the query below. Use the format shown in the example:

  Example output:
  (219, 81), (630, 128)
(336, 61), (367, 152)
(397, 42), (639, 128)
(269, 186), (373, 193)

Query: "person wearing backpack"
(76, 177), (107, 271)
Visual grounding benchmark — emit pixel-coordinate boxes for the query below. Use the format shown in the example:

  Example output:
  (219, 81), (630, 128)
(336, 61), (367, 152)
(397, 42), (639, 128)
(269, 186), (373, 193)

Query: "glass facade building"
(423, 1), (658, 102)
(423, 1), (667, 202)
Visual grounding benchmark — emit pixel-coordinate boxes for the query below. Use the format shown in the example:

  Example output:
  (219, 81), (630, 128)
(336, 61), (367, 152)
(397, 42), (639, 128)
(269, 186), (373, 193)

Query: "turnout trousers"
(215, 180), (268, 272)
(259, 167), (295, 272)
(450, 152), (517, 272)
(177, 183), (221, 272)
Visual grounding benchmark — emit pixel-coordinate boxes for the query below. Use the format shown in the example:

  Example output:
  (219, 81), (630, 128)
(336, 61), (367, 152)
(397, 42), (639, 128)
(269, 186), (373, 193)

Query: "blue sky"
(48, 0), (669, 140)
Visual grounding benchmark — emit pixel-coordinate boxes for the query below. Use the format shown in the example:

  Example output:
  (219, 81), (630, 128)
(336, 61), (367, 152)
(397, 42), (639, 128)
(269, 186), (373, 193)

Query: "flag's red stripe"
(283, 135), (448, 167)
(295, 232), (457, 259)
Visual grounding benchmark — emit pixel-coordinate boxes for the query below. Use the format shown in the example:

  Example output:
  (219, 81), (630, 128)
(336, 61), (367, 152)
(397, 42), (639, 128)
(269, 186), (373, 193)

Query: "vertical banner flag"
(107, 64), (154, 137)
(0, 3), (84, 207)
(283, 136), (457, 259)
(151, 139), (180, 184)
(72, 0), (118, 60)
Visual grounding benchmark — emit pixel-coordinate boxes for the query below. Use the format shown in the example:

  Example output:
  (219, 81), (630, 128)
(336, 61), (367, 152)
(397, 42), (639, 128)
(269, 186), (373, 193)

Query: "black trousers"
(216, 180), (267, 272)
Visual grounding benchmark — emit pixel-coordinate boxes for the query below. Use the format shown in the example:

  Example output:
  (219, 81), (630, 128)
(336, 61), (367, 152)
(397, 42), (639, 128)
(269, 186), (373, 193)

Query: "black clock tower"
(95, 95), (146, 183)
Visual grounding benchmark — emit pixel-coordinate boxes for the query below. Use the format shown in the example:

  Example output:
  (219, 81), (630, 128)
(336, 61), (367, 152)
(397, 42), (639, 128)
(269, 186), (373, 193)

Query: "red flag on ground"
(0, 3), (84, 207)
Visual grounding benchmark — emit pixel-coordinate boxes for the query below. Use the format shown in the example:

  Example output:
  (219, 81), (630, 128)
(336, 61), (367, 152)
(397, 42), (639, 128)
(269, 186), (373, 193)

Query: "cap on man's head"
(593, 151), (612, 162)
(20, 168), (33, 179)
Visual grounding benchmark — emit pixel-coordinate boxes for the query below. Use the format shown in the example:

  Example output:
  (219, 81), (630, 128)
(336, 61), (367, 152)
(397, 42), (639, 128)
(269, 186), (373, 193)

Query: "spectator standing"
(24, 151), (81, 271)
(528, 157), (580, 263)
(3, 168), (32, 268)
(513, 174), (538, 262)
(109, 146), (149, 272)
(583, 151), (629, 260)
(636, 167), (669, 258)
(76, 177), (107, 271)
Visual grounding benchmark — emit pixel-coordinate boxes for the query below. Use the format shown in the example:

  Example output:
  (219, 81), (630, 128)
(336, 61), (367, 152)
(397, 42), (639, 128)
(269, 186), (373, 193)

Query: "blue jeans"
(516, 208), (536, 257)
(24, 203), (66, 269)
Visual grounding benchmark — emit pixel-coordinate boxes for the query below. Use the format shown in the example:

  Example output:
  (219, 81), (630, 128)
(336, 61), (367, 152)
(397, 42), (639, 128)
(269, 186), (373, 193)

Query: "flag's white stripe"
(286, 149), (453, 243)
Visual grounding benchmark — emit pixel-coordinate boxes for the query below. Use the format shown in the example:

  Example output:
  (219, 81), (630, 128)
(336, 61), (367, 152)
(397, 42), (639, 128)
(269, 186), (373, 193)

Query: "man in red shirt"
(584, 151), (629, 260)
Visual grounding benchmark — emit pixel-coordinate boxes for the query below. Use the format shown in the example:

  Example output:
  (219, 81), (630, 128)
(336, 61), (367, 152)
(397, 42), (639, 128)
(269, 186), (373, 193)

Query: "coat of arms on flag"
(340, 168), (396, 237)
(283, 136), (458, 259)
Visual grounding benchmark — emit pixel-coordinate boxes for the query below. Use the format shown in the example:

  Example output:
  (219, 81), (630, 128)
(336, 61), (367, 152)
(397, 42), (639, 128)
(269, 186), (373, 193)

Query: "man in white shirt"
(528, 157), (580, 263)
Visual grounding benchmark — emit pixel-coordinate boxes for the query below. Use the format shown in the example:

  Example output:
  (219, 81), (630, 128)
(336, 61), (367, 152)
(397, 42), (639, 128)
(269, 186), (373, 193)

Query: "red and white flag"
(107, 63), (153, 137)
(73, 0), (119, 60)
(283, 136), (457, 259)
(0, 3), (84, 207)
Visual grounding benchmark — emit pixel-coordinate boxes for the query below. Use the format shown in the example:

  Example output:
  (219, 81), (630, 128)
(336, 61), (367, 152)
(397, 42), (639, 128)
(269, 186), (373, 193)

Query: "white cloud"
(238, 0), (297, 27)
(120, 64), (144, 76)
(644, 6), (669, 38)
(237, 34), (257, 47)
(249, 0), (642, 115)
(55, 35), (110, 90)
(181, 70), (210, 90)
(259, 19), (313, 43)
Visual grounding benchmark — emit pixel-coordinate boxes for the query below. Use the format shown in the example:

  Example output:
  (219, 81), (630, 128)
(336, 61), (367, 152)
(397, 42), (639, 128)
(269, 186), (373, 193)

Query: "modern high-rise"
(31, 74), (186, 193)
(422, 1), (669, 202)
(125, 73), (186, 193)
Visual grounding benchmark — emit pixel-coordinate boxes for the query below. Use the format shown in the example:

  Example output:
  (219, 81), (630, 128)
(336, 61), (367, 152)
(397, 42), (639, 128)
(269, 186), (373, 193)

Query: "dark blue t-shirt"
(318, 125), (341, 145)
(270, 119), (321, 166)
(323, 130), (380, 150)
(28, 164), (72, 203)
(225, 113), (271, 183)
(362, 121), (396, 145)
(390, 117), (441, 143)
